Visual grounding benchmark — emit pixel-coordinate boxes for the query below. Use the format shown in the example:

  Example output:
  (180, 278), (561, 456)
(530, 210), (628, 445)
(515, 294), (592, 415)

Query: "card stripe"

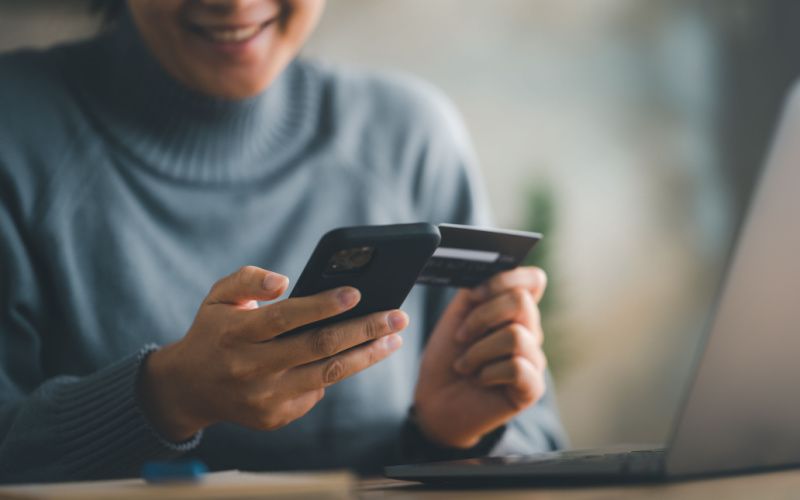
(431, 247), (500, 263)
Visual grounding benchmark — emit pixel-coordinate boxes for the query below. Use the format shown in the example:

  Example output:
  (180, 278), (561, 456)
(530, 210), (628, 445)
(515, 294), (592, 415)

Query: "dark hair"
(89, 0), (126, 24)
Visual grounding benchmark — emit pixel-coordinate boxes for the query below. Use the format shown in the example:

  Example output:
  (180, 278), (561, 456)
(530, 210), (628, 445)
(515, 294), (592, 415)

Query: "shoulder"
(0, 40), (97, 220)
(0, 40), (93, 149)
(299, 59), (488, 224)
(0, 46), (54, 89)
(301, 59), (473, 166)
(0, 43), (80, 122)
(308, 59), (464, 130)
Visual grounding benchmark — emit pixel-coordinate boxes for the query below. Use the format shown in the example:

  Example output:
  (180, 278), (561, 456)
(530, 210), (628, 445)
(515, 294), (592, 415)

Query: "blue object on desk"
(142, 459), (208, 484)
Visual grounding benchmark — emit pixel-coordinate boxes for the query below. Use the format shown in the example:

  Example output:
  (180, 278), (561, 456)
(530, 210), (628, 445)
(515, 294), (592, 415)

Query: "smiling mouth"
(189, 18), (277, 44)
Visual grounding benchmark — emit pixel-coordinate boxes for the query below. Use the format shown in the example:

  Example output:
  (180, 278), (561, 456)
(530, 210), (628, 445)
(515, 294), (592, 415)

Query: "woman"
(0, 0), (566, 482)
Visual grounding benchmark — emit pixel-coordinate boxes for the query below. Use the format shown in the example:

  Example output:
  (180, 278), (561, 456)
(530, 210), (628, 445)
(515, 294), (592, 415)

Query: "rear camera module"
(325, 246), (375, 274)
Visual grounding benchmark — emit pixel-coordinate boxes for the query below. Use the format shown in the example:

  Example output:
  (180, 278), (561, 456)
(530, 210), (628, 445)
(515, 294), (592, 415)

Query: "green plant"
(522, 179), (569, 378)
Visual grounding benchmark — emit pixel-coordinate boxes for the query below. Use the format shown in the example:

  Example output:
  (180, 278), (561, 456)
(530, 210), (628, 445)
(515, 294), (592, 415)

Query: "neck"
(69, 13), (319, 183)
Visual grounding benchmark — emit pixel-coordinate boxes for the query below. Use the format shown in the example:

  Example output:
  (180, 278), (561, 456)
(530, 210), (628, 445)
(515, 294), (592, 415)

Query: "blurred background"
(2, 0), (799, 449)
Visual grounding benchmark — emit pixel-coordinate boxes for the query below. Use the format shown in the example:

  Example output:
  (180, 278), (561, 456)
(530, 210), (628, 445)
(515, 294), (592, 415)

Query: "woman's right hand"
(138, 265), (408, 441)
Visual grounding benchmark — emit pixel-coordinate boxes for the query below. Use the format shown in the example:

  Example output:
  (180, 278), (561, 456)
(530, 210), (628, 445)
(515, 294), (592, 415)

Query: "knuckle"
(240, 383), (278, 411)
(508, 397), (527, 412)
(256, 414), (284, 431)
(363, 316), (386, 340)
(267, 306), (290, 333)
(522, 372), (546, 408)
(506, 324), (528, 354)
(510, 356), (529, 382)
(258, 387), (276, 404)
(322, 358), (346, 386)
(528, 309), (542, 332)
(509, 287), (531, 309)
(497, 270), (515, 289)
(365, 341), (383, 366)
(512, 388), (537, 411)
(534, 324), (545, 345)
(207, 280), (224, 299)
(532, 347), (548, 371)
(237, 265), (259, 284)
(242, 392), (265, 411)
(311, 327), (341, 357)
(227, 360), (255, 382)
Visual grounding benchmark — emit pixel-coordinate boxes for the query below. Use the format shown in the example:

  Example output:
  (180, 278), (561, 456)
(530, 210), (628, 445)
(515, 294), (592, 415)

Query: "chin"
(192, 60), (285, 100)
(198, 71), (277, 100)
(211, 82), (271, 100)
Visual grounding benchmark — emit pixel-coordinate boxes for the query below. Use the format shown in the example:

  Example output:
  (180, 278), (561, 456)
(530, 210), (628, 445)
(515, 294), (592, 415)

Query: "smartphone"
(288, 223), (441, 330)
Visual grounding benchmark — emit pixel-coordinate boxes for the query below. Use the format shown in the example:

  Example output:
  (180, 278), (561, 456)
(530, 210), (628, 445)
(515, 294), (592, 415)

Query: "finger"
(285, 333), (404, 393)
(206, 266), (289, 306)
(455, 288), (538, 343)
(471, 267), (547, 304)
(237, 286), (362, 343)
(477, 356), (539, 389)
(268, 309), (409, 369)
(453, 323), (538, 376)
(478, 357), (547, 411)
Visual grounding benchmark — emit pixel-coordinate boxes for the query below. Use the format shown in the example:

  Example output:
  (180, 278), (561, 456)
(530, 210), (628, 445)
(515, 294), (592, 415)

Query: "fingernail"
(262, 274), (287, 292)
(337, 287), (360, 308)
(453, 358), (467, 374)
(385, 334), (403, 351)
(387, 311), (407, 331)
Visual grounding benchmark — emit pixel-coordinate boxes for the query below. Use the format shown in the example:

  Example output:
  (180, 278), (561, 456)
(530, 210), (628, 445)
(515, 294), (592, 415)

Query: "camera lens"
(326, 246), (375, 274)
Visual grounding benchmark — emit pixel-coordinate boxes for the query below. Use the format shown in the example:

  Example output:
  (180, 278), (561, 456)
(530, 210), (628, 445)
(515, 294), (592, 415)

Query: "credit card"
(416, 224), (542, 287)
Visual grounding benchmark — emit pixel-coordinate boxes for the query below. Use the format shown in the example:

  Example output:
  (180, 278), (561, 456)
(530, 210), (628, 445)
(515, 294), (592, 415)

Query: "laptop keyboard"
(384, 447), (667, 482)
(491, 447), (667, 475)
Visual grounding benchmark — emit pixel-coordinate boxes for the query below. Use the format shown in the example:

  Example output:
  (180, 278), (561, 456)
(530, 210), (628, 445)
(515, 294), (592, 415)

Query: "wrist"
(411, 404), (482, 449)
(137, 343), (205, 442)
(403, 406), (506, 461)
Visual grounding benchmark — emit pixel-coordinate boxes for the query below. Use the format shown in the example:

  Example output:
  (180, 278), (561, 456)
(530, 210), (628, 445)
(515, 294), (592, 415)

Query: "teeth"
(204, 25), (261, 43)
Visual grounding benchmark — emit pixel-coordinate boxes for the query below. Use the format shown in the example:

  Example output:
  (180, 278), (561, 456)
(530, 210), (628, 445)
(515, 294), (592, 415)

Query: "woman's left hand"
(414, 267), (549, 448)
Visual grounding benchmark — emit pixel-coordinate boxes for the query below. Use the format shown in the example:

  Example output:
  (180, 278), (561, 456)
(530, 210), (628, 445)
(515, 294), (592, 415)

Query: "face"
(127, 0), (325, 99)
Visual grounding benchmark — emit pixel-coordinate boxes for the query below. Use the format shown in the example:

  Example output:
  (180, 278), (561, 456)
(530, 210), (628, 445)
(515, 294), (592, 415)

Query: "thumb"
(206, 266), (289, 306)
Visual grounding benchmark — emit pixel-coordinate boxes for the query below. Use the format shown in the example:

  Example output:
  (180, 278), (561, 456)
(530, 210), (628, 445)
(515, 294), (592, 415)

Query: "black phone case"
(289, 223), (441, 330)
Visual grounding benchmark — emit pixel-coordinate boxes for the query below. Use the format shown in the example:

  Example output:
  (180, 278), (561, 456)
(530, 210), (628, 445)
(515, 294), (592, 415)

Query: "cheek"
(129, 1), (193, 73)
(281, 0), (325, 48)
(243, 1), (323, 89)
(132, 0), (186, 40)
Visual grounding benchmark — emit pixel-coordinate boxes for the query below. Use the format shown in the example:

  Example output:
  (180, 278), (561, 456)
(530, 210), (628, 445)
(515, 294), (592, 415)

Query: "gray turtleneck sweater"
(0, 18), (566, 483)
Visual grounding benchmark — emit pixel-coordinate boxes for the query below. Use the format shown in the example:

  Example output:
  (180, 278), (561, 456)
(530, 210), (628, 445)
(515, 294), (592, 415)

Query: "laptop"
(385, 83), (800, 485)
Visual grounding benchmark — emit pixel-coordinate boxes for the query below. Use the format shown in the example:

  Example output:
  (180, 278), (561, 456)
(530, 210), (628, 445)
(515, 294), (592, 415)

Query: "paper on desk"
(0, 470), (354, 500)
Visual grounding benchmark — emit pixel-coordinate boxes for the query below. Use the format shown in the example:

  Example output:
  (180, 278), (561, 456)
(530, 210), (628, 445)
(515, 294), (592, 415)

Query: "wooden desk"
(357, 469), (800, 499)
(4, 469), (800, 499)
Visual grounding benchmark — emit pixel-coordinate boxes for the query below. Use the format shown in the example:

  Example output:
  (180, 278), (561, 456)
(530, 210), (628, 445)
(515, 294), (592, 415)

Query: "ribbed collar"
(71, 13), (319, 183)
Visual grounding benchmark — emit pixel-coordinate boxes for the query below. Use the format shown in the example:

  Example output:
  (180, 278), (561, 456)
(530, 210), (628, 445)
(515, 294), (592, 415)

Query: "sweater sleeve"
(0, 191), (201, 483)
(393, 77), (569, 462)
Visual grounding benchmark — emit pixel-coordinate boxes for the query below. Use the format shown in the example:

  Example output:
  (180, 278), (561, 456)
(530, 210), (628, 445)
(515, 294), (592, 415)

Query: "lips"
(188, 17), (277, 44)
